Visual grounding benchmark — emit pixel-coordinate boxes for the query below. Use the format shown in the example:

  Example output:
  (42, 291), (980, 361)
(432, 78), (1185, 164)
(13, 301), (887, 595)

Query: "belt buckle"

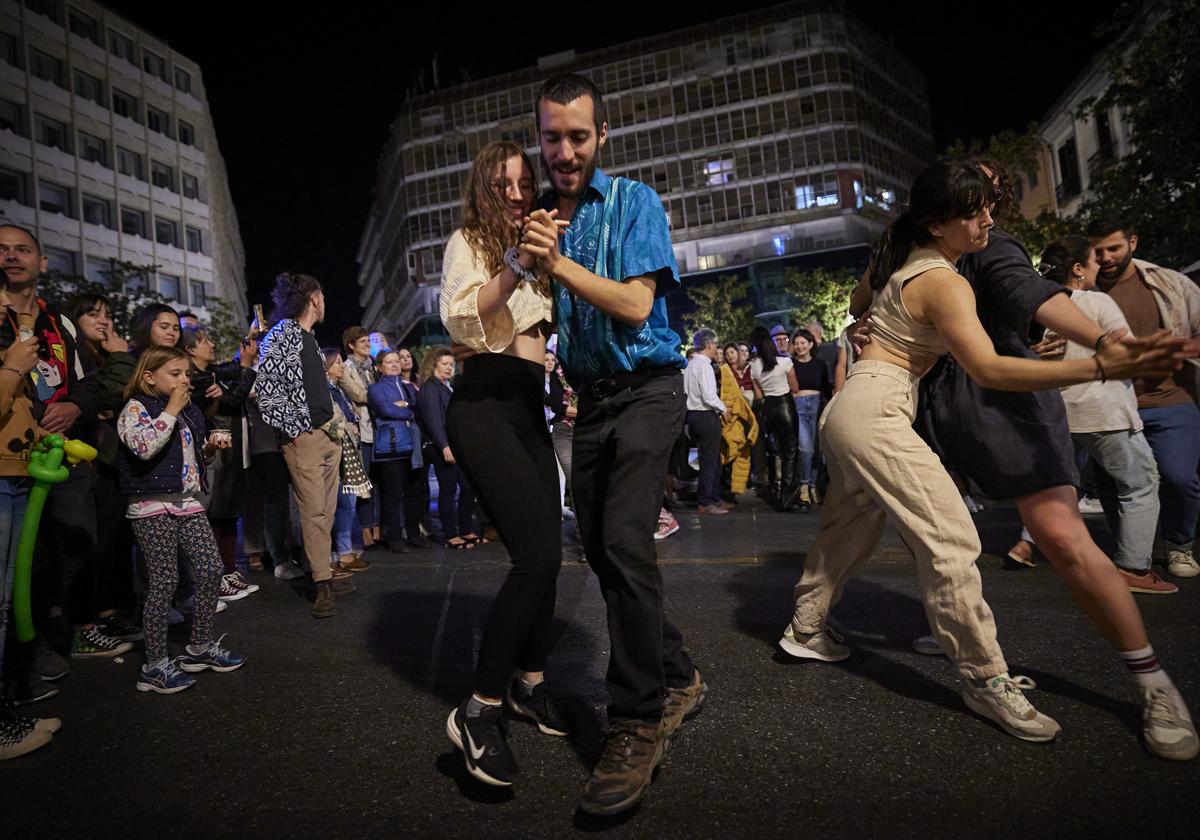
(590, 376), (617, 399)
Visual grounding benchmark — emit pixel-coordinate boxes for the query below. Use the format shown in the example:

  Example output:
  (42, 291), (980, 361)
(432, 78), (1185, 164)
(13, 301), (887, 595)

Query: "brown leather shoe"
(330, 576), (356, 596)
(663, 669), (708, 739)
(579, 718), (669, 816)
(1119, 567), (1179, 594)
(311, 581), (336, 618)
(338, 555), (371, 573)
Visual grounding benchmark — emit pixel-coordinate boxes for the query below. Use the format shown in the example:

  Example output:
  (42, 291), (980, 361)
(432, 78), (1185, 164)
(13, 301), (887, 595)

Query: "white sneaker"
(778, 624), (850, 662)
(1077, 495), (1104, 515)
(215, 600), (228, 614)
(273, 562), (304, 580)
(911, 634), (944, 656)
(1166, 549), (1199, 579)
(962, 675), (1060, 742)
(1142, 684), (1199, 761)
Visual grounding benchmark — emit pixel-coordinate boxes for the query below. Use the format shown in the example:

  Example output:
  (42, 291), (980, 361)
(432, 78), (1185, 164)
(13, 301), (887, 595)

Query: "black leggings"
(764, 394), (800, 506)
(377, 458), (426, 541)
(446, 354), (562, 698)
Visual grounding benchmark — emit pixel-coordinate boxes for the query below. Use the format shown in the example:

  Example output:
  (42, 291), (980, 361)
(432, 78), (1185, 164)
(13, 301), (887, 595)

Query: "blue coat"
(368, 376), (418, 462)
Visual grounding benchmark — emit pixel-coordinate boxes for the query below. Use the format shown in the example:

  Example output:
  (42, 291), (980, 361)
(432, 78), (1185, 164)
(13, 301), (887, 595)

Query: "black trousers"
(574, 370), (695, 721)
(686, 409), (722, 507)
(430, 455), (476, 541)
(377, 458), (427, 541)
(763, 394), (800, 506)
(446, 354), (562, 698)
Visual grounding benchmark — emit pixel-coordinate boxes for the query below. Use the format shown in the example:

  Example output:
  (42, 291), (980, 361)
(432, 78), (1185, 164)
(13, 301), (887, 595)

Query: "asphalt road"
(10, 496), (1199, 839)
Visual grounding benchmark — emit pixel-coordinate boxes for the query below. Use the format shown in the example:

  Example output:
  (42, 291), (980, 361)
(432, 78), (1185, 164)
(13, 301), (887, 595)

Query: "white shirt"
(751, 356), (794, 397)
(684, 354), (727, 413)
(1059, 290), (1142, 433)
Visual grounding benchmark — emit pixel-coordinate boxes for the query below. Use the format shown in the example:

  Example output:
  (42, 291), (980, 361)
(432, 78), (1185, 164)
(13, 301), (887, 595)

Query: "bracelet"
(1094, 332), (1109, 352)
(1095, 357), (1107, 383)
(503, 247), (538, 284)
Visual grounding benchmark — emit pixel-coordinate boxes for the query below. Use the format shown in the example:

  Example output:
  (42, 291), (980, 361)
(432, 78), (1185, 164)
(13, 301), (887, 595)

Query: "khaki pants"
(792, 360), (1007, 681)
(281, 430), (340, 583)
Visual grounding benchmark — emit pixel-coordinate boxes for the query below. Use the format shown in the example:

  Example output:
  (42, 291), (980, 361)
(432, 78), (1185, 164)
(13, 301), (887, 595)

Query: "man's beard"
(1099, 250), (1134, 281)
(543, 155), (595, 200)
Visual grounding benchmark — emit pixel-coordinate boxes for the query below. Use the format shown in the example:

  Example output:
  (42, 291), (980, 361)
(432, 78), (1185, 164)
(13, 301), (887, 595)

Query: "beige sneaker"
(1142, 685), (1199, 761)
(663, 669), (708, 739)
(778, 624), (850, 662)
(1167, 549), (1199, 579)
(962, 675), (1060, 742)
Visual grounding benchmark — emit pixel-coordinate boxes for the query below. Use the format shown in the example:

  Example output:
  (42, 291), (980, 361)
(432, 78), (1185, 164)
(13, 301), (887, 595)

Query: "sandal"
(446, 537), (474, 550)
(462, 532), (490, 545)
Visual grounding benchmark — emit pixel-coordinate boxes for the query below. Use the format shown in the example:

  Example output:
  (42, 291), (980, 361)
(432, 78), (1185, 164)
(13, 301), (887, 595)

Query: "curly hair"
(270, 272), (322, 322)
(461, 142), (550, 297)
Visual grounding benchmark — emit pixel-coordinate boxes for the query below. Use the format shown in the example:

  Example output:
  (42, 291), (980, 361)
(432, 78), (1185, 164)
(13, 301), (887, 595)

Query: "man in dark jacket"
(1, 224), (122, 707)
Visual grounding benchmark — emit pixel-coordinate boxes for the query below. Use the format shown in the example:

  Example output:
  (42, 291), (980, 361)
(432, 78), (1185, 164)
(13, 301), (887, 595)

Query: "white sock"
(466, 694), (501, 717)
(1120, 645), (1174, 691)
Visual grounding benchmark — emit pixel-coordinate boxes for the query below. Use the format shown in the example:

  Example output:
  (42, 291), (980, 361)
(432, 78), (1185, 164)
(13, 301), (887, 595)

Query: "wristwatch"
(504, 247), (538, 284)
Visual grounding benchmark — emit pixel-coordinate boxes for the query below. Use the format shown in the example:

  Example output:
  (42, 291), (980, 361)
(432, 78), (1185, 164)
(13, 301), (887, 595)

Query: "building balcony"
(179, 143), (207, 167)
(112, 113), (143, 141)
(78, 158), (113, 185)
(0, 60), (26, 88)
(117, 173), (150, 198)
(183, 196), (209, 220)
(1055, 180), (1082, 204)
(0, 129), (33, 164)
(1087, 149), (1116, 179)
(82, 221), (120, 249)
(34, 145), (76, 174)
(148, 129), (176, 156)
(39, 209), (78, 239)
(28, 76), (71, 108)
(0, 199), (36, 227)
(72, 38), (107, 65)
(74, 97), (111, 125)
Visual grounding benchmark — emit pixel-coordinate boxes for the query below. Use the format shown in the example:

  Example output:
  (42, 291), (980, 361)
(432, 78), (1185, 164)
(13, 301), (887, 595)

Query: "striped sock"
(1120, 645), (1173, 690)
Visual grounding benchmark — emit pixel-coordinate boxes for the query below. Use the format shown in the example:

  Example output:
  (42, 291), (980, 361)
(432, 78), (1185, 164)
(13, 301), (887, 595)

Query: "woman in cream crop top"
(867, 247), (954, 364)
(782, 163), (1192, 757)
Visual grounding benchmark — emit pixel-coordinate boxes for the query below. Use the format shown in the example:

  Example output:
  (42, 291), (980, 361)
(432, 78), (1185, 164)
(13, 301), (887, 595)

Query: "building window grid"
(78, 129), (107, 166)
(67, 6), (101, 45)
(73, 69), (106, 106)
(108, 28), (134, 64)
(1, 31), (21, 68)
(386, 22), (926, 281)
(35, 113), (69, 153)
(29, 47), (65, 88)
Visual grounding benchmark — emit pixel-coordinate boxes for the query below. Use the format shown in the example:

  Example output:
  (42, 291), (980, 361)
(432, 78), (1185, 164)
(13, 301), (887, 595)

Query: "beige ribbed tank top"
(869, 248), (956, 361)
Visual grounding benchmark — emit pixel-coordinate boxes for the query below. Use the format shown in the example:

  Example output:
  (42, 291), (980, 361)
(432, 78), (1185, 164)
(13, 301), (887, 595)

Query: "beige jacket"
(1134, 259), (1200, 391)
(440, 229), (553, 355)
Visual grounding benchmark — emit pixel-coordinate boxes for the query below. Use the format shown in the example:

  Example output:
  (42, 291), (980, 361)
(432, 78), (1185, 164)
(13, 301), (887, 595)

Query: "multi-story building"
(1015, 53), (1133, 222)
(357, 0), (932, 345)
(0, 0), (246, 322)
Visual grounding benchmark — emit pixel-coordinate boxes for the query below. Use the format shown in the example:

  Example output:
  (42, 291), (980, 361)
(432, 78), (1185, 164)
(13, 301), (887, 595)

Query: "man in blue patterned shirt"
(520, 74), (705, 817)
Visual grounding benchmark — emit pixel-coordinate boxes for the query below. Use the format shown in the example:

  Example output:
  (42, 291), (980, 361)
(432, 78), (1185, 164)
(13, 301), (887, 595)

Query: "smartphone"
(253, 304), (265, 333)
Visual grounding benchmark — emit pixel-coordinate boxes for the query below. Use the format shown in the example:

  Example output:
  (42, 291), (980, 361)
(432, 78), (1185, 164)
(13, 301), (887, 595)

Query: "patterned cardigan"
(256, 318), (312, 440)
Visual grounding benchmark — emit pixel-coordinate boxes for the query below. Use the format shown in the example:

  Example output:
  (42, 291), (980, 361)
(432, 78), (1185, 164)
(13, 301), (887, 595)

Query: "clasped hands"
(1093, 328), (1191, 381)
(517, 209), (572, 274)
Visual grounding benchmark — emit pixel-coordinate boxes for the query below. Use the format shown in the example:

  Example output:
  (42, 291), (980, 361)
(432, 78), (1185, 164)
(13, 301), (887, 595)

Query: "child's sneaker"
(178, 635), (246, 673)
(71, 627), (134, 659)
(0, 709), (52, 760)
(218, 575), (250, 601)
(136, 659), (195, 694)
(224, 571), (260, 595)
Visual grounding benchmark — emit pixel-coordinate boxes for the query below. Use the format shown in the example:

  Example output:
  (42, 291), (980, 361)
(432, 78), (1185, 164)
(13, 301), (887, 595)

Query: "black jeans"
(447, 354), (562, 698)
(377, 457), (427, 542)
(686, 409), (723, 507)
(574, 370), (695, 721)
(764, 394), (800, 507)
(250, 451), (295, 568)
(430, 455), (476, 541)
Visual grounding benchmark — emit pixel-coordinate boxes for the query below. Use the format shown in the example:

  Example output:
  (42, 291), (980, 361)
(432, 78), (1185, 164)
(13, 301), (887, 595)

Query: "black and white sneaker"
(506, 678), (569, 737)
(446, 700), (520, 787)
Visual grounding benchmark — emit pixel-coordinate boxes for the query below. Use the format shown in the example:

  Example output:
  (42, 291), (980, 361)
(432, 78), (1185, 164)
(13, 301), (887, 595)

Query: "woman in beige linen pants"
(779, 162), (1192, 754)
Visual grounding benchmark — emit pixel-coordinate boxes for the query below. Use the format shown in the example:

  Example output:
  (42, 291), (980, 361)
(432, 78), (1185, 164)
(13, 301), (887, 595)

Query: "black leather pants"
(764, 394), (800, 508)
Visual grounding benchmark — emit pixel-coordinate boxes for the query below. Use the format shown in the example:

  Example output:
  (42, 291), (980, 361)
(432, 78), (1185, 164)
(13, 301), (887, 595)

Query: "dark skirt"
(918, 356), (1078, 500)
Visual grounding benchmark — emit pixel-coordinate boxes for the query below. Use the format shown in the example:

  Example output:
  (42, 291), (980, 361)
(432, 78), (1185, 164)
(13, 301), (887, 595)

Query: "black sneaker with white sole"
(446, 700), (520, 786)
(506, 678), (569, 736)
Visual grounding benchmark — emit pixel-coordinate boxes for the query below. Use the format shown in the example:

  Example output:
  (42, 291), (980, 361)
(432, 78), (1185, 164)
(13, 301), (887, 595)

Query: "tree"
(1079, 0), (1200, 269)
(36, 262), (164, 337)
(682, 275), (759, 345)
(785, 266), (859, 331)
(202, 297), (249, 360)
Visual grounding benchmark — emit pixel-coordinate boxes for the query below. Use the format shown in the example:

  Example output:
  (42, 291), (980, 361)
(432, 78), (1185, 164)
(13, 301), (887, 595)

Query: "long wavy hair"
(867, 162), (998, 291)
(461, 142), (549, 297)
(417, 345), (453, 386)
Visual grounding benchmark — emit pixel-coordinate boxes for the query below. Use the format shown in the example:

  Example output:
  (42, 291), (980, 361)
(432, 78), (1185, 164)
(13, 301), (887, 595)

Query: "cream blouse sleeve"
(440, 230), (553, 353)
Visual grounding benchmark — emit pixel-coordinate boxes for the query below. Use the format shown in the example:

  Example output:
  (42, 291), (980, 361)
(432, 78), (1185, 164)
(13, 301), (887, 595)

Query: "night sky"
(107, 0), (1124, 344)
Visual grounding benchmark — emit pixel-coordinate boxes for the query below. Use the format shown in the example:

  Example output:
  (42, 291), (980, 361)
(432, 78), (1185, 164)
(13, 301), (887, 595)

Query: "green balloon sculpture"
(13, 434), (97, 642)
